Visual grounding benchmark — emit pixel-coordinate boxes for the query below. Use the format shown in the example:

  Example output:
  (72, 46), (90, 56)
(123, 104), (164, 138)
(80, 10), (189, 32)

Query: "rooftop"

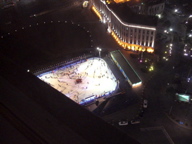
(0, 53), (140, 144)
(108, 3), (158, 27)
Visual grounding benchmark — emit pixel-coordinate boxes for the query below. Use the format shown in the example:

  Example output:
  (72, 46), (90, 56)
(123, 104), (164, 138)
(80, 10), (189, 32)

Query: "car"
(143, 99), (148, 108)
(131, 119), (140, 124)
(118, 120), (128, 126)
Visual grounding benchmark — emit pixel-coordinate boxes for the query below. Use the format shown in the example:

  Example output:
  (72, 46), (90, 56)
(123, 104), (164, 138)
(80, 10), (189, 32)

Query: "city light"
(149, 65), (154, 71)
(174, 9), (178, 13)
(111, 31), (154, 53)
(92, 6), (102, 20)
(97, 47), (102, 57)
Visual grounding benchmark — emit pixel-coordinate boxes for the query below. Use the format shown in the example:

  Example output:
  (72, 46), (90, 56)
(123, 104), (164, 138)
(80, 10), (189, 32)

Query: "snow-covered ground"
(38, 57), (117, 104)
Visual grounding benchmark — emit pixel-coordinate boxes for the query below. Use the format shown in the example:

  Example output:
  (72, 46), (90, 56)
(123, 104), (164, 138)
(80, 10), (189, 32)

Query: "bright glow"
(38, 58), (117, 104)
(27, 69), (30, 72)
(164, 30), (167, 33)
(97, 47), (102, 51)
(114, 0), (130, 3)
(189, 34), (192, 37)
(111, 31), (154, 53)
(170, 28), (173, 31)
(157, 14), (162, 18)
(92, 6), (102, 20)
(176, 93), (190, 102)
(102, 18), (106, 23)
(174, 9), (178, 13)
(132, 81), (142, 87)
(83, 1), (89, 8)
(170, 43), (173, 46)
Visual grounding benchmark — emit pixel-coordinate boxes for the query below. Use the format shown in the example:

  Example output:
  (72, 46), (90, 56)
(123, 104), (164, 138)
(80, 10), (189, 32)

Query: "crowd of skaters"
(38, 57), (118, 104)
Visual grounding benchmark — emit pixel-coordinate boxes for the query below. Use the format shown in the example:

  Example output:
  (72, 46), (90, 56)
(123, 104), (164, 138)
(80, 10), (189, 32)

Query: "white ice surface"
(38, 57), (117, 104)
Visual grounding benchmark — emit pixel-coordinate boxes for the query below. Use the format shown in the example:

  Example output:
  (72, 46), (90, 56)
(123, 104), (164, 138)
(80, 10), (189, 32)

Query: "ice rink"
(38, 57), (117, 104)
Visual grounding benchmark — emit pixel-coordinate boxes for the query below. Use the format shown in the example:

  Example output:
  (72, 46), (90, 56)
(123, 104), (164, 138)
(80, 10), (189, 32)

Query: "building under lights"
(91, 0), (158, 53)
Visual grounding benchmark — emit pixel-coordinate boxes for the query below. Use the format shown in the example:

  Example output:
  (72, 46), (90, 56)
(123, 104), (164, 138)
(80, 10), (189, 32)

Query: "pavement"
(167, 101), (192, 130)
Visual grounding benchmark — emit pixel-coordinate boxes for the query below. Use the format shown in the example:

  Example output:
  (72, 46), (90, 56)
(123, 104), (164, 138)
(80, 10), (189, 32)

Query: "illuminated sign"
(176, 93), (190, 102)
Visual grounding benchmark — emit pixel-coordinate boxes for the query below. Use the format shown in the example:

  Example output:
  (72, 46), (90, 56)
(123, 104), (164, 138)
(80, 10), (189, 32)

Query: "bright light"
(83, 1), (89, 8)
(132, 81), (142, 87)
(92, 6), (102, 20)
(170, 43), (173, 46)
(157, 14), (162, 19)
(38, 58), (117, 104)
(102, 18), (106, 24)
(164, 30), (167, 33)
(97, 47), (102, 51)
(174, 9), (178, 13)
(27, 69), (30, 72)
(170, 28), (173, 31)
(189, 34), (192, 37)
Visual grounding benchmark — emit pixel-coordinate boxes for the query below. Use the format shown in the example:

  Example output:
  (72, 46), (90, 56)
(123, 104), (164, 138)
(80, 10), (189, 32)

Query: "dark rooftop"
(108, 3), (158, 27)
(0, 53), (140, 144)
(110, 50), (141, 86)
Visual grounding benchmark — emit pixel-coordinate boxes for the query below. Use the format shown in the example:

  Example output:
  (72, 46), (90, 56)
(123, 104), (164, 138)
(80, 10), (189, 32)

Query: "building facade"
(145, 1), (165, 16)
(91, 0), (157, 53)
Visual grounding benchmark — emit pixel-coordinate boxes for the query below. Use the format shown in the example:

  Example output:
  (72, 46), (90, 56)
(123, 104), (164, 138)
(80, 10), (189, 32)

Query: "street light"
(97, 47), (102, 57)
(174, 9), (178, 13)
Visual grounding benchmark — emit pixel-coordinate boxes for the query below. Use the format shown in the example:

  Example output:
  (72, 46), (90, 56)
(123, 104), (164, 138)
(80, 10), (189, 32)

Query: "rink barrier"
(33, 54), (121, 106)
(32, 54), (94, 76)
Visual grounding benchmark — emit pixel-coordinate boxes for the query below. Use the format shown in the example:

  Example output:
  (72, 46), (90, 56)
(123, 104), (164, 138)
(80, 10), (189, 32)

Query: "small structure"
(110, 50), (142, 87)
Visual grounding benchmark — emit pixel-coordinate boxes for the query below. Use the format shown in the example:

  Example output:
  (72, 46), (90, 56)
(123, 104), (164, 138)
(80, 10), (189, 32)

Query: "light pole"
(97, 47), (102, 57)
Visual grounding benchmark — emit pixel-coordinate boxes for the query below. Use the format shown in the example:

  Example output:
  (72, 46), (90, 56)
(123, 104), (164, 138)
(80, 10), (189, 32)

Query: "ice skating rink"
(38, 57), (117, 104)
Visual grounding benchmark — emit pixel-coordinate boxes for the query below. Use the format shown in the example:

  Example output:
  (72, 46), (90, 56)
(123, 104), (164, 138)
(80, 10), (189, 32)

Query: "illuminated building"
(91, 0), (158, 53)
